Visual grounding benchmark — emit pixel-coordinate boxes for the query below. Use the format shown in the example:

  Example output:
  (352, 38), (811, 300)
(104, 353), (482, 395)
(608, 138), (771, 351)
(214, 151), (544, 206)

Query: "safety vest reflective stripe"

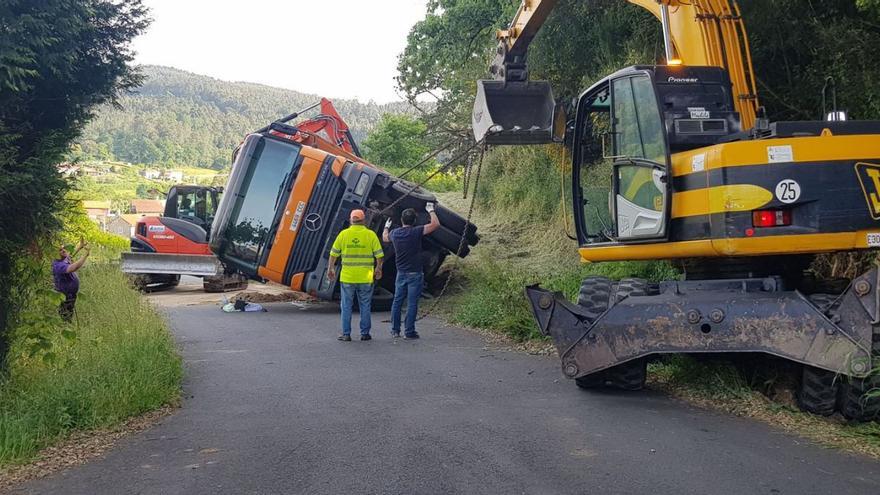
(341, 261), (375, 267)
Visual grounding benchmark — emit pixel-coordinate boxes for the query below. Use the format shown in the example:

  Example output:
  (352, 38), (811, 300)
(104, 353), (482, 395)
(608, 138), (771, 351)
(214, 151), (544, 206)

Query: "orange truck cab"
(209, 123), (479, 301)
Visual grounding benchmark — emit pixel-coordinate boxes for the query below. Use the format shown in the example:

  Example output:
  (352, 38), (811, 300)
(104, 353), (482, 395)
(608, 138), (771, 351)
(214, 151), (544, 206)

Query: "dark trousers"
(59, 292), (77, 322)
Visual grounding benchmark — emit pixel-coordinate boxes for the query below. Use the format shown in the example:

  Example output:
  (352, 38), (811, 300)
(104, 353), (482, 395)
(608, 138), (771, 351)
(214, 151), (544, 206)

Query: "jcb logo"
(856, 162), (880, 219)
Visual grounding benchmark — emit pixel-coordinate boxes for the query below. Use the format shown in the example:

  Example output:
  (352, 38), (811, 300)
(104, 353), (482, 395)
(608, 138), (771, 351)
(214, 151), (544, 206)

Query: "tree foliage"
(0, 0), (148, 363)
(363, 114), (431, 170)
(74, 66), (415, 169)
(397, 0), (880, 133)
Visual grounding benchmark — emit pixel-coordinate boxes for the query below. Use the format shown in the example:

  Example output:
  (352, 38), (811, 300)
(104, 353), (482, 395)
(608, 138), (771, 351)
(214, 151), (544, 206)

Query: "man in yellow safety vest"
(327, 209), (384, 341)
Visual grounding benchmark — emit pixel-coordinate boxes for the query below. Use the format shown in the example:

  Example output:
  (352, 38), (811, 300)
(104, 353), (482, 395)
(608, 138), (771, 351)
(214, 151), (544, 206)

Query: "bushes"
(0, 264), (181, 465)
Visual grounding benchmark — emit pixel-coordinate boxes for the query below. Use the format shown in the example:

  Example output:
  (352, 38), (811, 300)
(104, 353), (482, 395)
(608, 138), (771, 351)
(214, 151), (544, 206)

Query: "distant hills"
(74, 66), (412, 169)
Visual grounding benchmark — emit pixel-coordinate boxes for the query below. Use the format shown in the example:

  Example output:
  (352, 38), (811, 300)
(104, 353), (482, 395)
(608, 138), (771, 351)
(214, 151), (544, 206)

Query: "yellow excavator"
(473, 0), (880, 420)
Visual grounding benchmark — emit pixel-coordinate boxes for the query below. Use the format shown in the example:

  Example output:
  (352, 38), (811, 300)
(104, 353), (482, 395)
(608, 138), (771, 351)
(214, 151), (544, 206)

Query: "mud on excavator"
(474, 0), (880, 421)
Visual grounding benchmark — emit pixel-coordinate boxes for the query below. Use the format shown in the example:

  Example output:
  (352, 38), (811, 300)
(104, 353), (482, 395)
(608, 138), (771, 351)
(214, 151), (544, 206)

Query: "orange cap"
(350, 209), (365, 222)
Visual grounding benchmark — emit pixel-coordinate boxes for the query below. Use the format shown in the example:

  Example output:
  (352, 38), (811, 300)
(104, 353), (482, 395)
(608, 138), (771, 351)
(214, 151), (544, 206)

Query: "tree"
(0, 0), (149, 363)
(362, 114), (432, 171)
(135, 183), (151, 199)
(398, 0), (880, 131)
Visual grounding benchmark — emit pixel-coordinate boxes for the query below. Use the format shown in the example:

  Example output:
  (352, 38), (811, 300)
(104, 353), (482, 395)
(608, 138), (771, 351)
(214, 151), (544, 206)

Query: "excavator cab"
(164, 185), (222, 232)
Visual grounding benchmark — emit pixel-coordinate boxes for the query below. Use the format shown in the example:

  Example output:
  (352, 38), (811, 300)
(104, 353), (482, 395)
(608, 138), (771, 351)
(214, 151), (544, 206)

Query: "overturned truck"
(208, 118), (478, 305)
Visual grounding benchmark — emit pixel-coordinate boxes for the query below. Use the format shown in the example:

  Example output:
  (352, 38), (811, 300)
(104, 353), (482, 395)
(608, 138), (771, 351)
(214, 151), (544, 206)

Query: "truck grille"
(284, 160), (344, 280)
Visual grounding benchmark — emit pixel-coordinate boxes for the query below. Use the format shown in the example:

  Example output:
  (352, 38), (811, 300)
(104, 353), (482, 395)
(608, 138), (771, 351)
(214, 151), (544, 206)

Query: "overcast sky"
(132, 0), (428, 103)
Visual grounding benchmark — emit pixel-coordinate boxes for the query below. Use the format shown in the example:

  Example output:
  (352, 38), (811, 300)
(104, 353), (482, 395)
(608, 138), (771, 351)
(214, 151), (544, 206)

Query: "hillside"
(74, 66), (413, 169)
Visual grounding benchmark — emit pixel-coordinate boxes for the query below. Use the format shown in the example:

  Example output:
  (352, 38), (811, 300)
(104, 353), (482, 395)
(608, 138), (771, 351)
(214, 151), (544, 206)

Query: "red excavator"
(122, 98), (365, 292)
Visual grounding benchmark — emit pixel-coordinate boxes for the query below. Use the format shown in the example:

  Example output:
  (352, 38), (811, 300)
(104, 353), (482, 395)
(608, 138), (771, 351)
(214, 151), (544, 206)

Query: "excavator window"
(574, 72), (669, 245)
(612, 75), (666, 165)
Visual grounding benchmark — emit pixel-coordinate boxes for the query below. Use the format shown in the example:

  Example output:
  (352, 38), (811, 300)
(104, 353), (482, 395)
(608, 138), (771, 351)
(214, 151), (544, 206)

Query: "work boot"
(338, 334), (352, 342)
(360, 334), (372, 341)
(404, 332), (420, 340)
(391, 332), (401, 339)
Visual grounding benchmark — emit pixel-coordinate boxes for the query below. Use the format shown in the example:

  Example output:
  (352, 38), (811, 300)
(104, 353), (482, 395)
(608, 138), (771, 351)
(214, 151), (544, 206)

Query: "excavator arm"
(478, 0), (758, 141)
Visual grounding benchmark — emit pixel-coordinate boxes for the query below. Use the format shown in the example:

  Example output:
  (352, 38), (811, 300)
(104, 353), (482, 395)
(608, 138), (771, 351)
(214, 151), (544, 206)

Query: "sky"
(132, 0), (428, 103)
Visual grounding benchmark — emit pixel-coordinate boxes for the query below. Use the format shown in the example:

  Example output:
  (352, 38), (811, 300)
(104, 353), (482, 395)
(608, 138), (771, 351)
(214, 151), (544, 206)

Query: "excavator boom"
(475, 0), (759, 143)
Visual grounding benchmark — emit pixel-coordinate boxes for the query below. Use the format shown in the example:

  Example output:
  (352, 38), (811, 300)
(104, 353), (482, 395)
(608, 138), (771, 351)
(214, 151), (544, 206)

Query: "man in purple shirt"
(52, 239), (90, 322)
(382, 203), (440, 339)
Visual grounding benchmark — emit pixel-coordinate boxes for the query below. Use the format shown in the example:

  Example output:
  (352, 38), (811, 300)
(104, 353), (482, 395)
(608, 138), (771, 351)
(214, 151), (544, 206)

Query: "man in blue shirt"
(383, 203), (440, 339)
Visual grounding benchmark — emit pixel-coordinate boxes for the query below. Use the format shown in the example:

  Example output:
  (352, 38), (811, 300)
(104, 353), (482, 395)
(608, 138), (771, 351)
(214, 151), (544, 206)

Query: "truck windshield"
(221, 138), (300, 269)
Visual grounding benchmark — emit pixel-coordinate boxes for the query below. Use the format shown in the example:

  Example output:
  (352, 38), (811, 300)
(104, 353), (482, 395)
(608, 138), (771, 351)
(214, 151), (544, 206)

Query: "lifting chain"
(376, 139), (485, 217)
(415, 140), (486, 321)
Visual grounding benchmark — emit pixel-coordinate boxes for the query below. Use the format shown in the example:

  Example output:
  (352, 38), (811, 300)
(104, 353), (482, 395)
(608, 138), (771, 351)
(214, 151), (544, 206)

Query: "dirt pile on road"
(233, 291), (316, 304)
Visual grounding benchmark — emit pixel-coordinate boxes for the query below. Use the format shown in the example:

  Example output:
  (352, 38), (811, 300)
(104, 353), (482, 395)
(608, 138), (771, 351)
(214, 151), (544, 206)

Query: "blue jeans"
(391, 272), (424, 336)
(340, 283), (374, 336)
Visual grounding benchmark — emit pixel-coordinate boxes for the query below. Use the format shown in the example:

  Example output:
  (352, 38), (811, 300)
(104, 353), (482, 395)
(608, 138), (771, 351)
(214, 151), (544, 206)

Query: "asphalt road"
(15, 300), (880, 494)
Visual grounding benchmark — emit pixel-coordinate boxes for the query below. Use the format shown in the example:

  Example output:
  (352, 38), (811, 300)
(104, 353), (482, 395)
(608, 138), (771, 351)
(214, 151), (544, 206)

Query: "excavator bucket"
(472, 80), (556, 145)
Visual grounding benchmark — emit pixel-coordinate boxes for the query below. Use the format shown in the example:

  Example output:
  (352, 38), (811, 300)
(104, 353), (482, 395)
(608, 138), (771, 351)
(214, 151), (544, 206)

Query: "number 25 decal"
(775, 179), (801, 204)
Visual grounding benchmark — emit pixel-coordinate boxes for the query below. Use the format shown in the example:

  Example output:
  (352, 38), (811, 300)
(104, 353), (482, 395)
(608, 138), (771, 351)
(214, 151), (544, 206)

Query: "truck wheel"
(390, 180), (436, 203)
(797, 365), (839, 416)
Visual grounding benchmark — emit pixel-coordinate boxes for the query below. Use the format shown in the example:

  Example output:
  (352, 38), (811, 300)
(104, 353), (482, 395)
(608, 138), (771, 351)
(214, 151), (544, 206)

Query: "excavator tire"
(608, 278), (650, 390)
(798, 365), (839, 416)
(838, 374), (880, 422)
(795, 294), (841, 416)
(838, 321), (880, 422)
(576, 276), (614, 320)
(573, 276), (647, 391)
(605, 360), (648, 391)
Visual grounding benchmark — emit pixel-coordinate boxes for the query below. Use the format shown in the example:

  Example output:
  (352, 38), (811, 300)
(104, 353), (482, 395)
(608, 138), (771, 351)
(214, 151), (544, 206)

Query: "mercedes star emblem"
(304, 213), (322, 232)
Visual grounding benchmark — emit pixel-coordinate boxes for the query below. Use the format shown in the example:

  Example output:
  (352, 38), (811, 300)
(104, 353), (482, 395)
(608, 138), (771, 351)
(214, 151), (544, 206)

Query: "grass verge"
(0, 263), (182, 466)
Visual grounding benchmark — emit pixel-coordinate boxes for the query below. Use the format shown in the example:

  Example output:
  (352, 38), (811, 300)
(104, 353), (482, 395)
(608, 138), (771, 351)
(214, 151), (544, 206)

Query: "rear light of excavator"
(752, 209), (791, 228)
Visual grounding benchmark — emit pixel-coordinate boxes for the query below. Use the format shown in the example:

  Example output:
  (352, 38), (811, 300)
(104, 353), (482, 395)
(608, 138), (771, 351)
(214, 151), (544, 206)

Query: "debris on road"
(222, 299), (266, 313)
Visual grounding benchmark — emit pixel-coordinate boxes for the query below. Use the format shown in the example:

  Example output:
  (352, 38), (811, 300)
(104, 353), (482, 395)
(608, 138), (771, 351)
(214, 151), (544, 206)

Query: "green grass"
(0, 264), (182, 466)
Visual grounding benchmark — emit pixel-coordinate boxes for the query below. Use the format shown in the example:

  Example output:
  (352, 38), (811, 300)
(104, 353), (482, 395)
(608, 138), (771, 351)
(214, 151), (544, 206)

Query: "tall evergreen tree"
(0, 0), (149, 363)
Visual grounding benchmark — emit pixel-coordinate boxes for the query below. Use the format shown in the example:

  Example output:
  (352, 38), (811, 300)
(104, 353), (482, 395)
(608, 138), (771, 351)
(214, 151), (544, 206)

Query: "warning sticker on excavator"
(767, 145), (793, 163)
(691, 154), (706, 172)
(868, 233), (880, 247)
